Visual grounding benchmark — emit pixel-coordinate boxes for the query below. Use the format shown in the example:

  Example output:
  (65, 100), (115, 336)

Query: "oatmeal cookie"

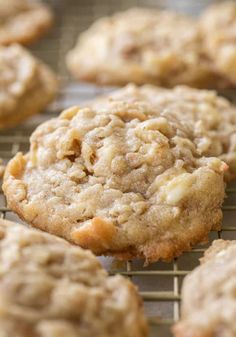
(3, 98), (226, 263)
(0, 218), (148, 337)
(0, 0), (53, 45)
(94, 84), (236, 181)
(200, 1), (236, 85)
(0, 44), (58, 129)
(173, 239), (236, 337)
(67, 8), (228, 88)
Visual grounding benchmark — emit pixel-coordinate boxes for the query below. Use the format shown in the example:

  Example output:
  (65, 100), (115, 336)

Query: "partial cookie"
(3, 98), (226, 263)
(0, 0), (53, 45)
(0, 44), (58, 129)
(67, 8), (228, 88)
(0, 158), (5, 178)
(94, 84), (236, 181)
(0, 219), (148, 337)
(200, 1), (236, 85)
(173, 239), (236, 337)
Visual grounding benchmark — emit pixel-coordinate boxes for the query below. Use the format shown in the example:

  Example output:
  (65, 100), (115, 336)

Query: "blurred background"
(28, 0), (227, 112)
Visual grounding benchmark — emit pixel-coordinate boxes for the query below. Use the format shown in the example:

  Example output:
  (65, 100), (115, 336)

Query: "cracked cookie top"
(3, 95), (226, 262)
(95, 84), (236, 180)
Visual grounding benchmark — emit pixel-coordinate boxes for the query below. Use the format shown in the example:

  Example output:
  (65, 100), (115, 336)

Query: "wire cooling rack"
(1, 1), (236, 336)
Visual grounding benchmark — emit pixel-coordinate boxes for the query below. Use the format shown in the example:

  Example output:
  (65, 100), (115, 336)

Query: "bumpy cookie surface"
(200, 1), (236, 85)
(3, 97), (226, 262)
(67, 7), (226, 88)
(173, 239), (236, 337)
(0, 219), (148, 337)
(0, 44), (57, 129)
(0, 0), (53, 45)
(95, 84), (236, 181)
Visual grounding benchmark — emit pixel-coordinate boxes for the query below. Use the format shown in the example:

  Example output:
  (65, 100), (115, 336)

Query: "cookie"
(0, 44), (58, 129)
(200, 1), (236, 85)
(173, 239), (236, 337)
(3, 98), (226, 263)
(66, 7), (228, 88)
(94, 84), (236, 181)
(0, 218), (148, 337)
(0, 0), (53, 45)
(0, 158), (4, 178)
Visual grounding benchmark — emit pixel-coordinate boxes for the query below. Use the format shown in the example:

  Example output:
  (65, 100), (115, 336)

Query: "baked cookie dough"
(0, 219), (148, 337)
(95, 84), (236, 181)
(200, 1), (236, 85)
(0, 44), (58, 129)
(173, 239), (236, 337)
(67, 7), (227, 88)
(0, 0), (53, 45)
(3, 98), (226, 263)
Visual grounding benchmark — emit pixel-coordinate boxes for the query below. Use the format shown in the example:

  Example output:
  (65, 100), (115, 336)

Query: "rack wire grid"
(1, 1), (236, 336)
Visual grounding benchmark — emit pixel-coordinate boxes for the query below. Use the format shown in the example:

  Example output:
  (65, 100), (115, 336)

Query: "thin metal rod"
(141, 291), (181, 301)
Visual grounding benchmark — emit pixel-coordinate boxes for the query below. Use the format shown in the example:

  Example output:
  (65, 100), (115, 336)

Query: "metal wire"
(0, 1), (236, 336)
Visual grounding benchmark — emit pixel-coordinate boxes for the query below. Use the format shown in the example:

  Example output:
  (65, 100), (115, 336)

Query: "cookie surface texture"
(0, 219), (148, 337)
(200, 1), (236, 85)
(95, 84), (236, 181)
(173, 239), (236, 337)
(3, 97), (226, 262)
(67, 7), (226, 88)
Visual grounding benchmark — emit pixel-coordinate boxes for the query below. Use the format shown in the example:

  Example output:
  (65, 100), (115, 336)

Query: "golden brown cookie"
(0, 0), (53, 45)
(0, 218), (148, 337)
(67, 7), (229, 88)
(200, 1), (236, 85)
(94, 84), (236, 181)
(0, 44), (58, 129)
(3, 97), (226, 263)
(173, 239), (236, 337)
